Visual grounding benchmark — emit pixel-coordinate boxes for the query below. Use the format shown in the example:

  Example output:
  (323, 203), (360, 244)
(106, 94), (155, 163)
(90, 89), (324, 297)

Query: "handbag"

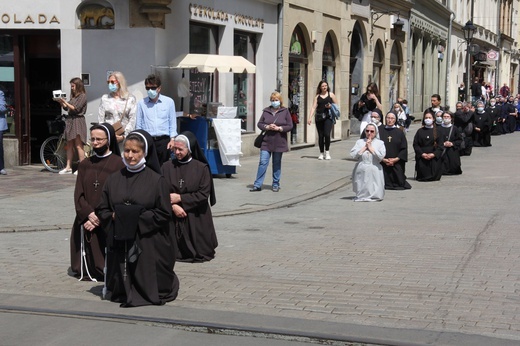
(112, 120), (124, 136)
(254, 131), (266, 148)
(254, 112), (282, 148)
(111, 98), (129, 137)
(352, 101), (367, 121)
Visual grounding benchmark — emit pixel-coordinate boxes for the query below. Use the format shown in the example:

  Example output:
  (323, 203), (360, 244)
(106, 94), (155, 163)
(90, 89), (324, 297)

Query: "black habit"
(379, 127), (411, 190)
(97, 167), (179, 307)
(162, 158), (218, 262)
(413, 126), (443, 182)
(71, 154), (125, 280)
(473, 110), (492, 147)
(437, 125), (463, 175)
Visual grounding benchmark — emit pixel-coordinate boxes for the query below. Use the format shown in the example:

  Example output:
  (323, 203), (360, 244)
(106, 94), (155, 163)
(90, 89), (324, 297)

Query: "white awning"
(169, 54), (256, 74)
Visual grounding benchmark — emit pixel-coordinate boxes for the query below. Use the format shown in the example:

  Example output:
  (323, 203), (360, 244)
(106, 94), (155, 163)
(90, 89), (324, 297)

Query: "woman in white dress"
(350, 123), (386, 202)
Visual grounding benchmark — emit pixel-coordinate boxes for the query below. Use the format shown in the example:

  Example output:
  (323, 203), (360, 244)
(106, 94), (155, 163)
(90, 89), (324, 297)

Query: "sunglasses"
(145, 86), (158, 91)
(107, 81), (118, 85)
(365, 130), (375, 133)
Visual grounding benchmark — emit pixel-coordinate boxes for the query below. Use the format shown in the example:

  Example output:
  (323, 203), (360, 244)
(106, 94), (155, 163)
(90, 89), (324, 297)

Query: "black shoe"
(272, 186), (279, 192)
(249, 186), (261, 192)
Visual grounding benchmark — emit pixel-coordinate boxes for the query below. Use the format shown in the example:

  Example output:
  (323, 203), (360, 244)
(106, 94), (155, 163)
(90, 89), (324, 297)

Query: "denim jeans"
(0, 130), (4, 170)
(253, 150), (283, 188)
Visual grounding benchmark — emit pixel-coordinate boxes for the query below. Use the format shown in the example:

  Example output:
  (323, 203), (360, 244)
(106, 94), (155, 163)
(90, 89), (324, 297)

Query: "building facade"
(1, 0), (518, 167)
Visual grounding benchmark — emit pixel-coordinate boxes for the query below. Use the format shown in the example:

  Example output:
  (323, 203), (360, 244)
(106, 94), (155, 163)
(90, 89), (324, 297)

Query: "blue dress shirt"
(136, 94), (177, 138)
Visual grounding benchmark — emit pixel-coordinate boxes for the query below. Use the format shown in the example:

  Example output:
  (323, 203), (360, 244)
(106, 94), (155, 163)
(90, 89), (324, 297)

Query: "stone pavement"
(1, 126), (520, 345)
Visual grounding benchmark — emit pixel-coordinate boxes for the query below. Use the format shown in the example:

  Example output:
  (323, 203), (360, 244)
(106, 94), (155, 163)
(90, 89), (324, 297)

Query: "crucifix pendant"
(179, 179), (185, 188)
(93, 180), (100, 190)
(388, 136), (392, 143)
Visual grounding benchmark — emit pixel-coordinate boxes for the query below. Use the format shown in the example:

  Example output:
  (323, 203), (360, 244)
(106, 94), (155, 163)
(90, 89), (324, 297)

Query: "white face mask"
(436, 116), (442, 123)
(371, 117), (379, 123)
(424, 118), (433, 126)
(443, 118), (451, 125)
(432, 107), (440, 113)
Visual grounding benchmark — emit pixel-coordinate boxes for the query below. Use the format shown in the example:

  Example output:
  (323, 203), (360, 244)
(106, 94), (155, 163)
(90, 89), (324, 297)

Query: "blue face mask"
(108, 83), (118, 93)
(147, 89), (158, 99)
(271, 100), (280, 108)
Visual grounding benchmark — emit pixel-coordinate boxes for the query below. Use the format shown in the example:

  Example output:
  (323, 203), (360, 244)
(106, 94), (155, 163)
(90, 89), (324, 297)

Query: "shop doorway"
(0, 30), (61, 166)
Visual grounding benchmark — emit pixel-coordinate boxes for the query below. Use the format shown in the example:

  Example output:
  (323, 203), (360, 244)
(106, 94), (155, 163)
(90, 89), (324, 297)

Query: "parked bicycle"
(40, 115), (91, 172)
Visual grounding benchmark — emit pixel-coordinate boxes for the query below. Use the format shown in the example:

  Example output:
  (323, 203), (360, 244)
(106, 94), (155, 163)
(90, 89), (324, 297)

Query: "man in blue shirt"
(136, 74), (177, 163)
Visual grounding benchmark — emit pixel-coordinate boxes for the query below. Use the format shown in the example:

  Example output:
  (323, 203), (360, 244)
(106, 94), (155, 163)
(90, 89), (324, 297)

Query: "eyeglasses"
(107, 81), (118, 85)
(145, 86), (158, 90)
(365, 130), (375, 133)
(91, 137), (107, 142)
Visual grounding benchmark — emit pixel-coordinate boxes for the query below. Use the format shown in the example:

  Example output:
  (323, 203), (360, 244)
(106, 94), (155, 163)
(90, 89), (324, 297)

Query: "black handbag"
(254, 131), (266, 148)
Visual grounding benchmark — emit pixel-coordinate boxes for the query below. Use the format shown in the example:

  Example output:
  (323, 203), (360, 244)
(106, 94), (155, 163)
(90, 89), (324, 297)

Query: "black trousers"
(153, 136), (172, 164)
(316, 118), (333, 152)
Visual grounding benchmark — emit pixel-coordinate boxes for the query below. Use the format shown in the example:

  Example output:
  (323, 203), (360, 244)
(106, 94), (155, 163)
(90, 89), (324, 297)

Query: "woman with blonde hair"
(98, 71), (137, 144)
(250, 91), (293, 192)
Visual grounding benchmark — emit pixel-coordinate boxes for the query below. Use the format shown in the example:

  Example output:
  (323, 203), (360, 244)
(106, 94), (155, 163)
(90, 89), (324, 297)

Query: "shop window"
(372, 40), (384, 91)
(234, 31), (256, 132)
(189, 22), (218, 115)
(389, 41), (402, 106)
(322, 32), (336, 92)
(0, 35), (15, 136)
(289, 25), (308, 144)
(77, 1), (115, 29)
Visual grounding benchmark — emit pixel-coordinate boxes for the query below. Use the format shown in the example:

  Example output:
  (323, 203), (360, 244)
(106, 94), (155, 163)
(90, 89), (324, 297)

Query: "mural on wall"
(77, 2), (115, 29)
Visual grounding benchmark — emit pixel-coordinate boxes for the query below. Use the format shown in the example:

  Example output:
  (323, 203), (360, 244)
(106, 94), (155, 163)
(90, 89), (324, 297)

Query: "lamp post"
(463, 20), (476, 102)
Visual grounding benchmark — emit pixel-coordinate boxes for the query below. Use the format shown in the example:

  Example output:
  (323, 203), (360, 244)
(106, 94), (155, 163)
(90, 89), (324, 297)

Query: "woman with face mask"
(412, 111), (443, 181)
(473, 100), (492, 147)
(437, 112), (463, 175)
(98, 71), (137, 145)
(70, 123), (125, 281)
(250, 92), (293, 192)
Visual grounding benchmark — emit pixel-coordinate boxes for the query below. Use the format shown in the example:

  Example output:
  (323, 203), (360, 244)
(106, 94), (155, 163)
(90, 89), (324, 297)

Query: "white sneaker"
(74, 170), (78, 176)
(318, 153), (324, 160)
(325, 151), (331, 160)
(59, 168), (72, 175)
(0, 169), (6, 175)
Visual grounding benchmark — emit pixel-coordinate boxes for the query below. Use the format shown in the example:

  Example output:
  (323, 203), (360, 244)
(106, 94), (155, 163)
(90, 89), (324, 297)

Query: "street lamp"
(370, 10), (404, 39)
(462, 20), (477, 102)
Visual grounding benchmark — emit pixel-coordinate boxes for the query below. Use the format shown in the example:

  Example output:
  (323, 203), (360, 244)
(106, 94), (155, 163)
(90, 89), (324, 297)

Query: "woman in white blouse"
(98, 71), (137, 143)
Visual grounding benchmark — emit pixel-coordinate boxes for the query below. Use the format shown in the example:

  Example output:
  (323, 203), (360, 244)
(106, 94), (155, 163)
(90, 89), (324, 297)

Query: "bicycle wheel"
(40, 136), (67, 173)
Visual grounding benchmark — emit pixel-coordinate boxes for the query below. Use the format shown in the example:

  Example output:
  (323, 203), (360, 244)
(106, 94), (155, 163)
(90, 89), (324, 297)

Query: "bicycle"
(40, 115), (91, 173)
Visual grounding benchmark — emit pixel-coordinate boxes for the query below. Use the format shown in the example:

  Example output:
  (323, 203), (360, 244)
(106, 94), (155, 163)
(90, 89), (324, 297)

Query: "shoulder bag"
(254, 111), (281, 148)
(111, 98), (129, 136)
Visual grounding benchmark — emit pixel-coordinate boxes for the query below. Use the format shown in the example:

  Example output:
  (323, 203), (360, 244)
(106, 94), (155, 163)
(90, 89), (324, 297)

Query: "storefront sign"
(189, 3), (264, 29)
(1, 13), (60, 25)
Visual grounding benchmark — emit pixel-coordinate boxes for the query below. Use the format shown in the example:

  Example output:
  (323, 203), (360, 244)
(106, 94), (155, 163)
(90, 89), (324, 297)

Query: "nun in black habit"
(71, 123), (124, 280)
(97, 129), (179, 307)
(162, 131), (218, 262)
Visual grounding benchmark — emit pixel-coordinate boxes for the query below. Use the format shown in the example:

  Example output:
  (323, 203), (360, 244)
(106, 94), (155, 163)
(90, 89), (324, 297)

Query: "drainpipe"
(446, 9), (455, 108)
(276, 3), (284, 92)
